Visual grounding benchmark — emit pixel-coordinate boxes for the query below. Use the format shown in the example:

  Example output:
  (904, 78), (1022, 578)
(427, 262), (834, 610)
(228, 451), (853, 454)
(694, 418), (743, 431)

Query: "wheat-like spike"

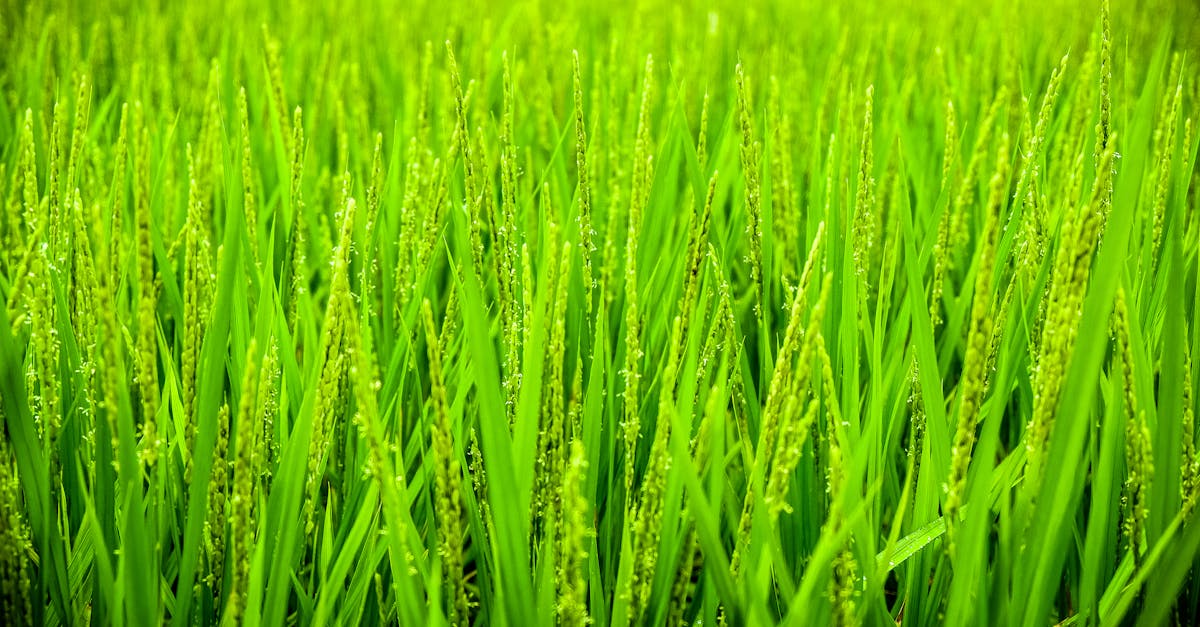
(1027, 136), (1119, 496)
(344, 297), (417, 604)
(362, 132), (385, 309)
(1112, 287), (1153, 564)
(262, 24), (292, 155)
(0, 436), (33, 625)
(5, 110), (41, 317)
(1182, 330), (1198, 519)
(222, 338), (264, 626)
(395, 135), (426, 313)
(708, 244), (751, 451)
(63, 75), (90, 260)
(196, 61), (222, 211)
(467, 427), (494, 546)
(628, 316), (682, 622)
(287, 106), (307, 332)
(1015, 54), (1069, 209)
(939, 98), (958, 195)
(1150, 80), (1182, 261)
(237, 87), (258, 266)
(558, 439), (591, 627)
(903, 357), (928, 491)
(438, 287), (460, 361)
(28, 241), (61, 463)
(621, 55), (654, 518)
(676, 171), (718, 356)
(573, 50), (596, 311)
(302, 198), (355, 537)
(107, 104), (130, 283)
(446, 41), (487, 280)
(134, 106), (160, 469)
(1054, 44), (1097, 206)
(69, 190), (100, 433)
(19, 109), (38, 234)
(422, 298), (469, 626)
(945, 130), (1010, 539)
(93, 180), (127, 473)
(46, 103), (64, 267)
(852, 85), (876, 289)
(181, 143), (216, 478)
(757, 224), (826, 466)
(535, 235), (571, 534)
(509, 240), (534, 429)
(204, 400), (231, 598)
(930, 97), (957, 332)
(764, 274), (834, 520)
(1095, 0), (1112, 182)
(735, 62), (765, 323)
(413, 39), (433, 148)
(499, 53), (522, 403)
(691, 289), (724, 412)
(732, 267), (831, 576)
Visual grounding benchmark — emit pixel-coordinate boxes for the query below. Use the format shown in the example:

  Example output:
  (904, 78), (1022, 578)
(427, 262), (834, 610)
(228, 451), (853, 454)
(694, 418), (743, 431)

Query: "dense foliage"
(1, 0), (1200, 624)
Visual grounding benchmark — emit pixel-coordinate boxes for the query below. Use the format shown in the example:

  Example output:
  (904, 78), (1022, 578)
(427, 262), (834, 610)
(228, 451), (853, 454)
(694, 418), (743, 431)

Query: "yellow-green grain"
(0, 438), (32, 625)
(1183, 335), (1198, 519)
(1150, 82), (1181, 260)
(108, 104), (130, 282)
(1113, 287), (1152, 562)
(287, 106), (307, 331)
(422, 298), (470, 625)
(303, 198), (355, 536)
(238, 87), (258, 265)
(1027, 138), (1119, 496)
(945, 130), (1010, 535)
(852, 85), (876, 287)
(28, 244), (60, 455)
(676, 171), (717, 353)
(205, 400), (231, 595)
(262, 24), (292, 155)
(134, 108), (160, 468)
(222, 339), (262, 626)
(446, 41), (487, 279)
(536, 240), (572, 532)
(735, 62), (765, 321)
(573, 51), (596, 310)
(558, 439), (591, 627)
(621, 56), (654, 514)
(764, 273), (834, 520)
(46, 103), (64, 262)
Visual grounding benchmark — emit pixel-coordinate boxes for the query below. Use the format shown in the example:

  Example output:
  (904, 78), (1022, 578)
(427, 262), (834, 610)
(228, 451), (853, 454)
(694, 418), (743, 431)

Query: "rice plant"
(2, 0), (1200, 624)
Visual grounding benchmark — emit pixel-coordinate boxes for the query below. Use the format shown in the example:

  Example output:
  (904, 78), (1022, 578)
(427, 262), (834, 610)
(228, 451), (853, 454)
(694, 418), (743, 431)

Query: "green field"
(2, 0), (1200, 624)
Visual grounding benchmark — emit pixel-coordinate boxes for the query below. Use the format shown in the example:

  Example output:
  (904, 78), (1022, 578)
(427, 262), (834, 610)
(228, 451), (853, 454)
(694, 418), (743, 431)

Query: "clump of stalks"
(423, 298), (470, 625)
(1112, 287), (1153, 563)
(1026, 137), (1119, 495)
(945, 129), (1011, 538)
